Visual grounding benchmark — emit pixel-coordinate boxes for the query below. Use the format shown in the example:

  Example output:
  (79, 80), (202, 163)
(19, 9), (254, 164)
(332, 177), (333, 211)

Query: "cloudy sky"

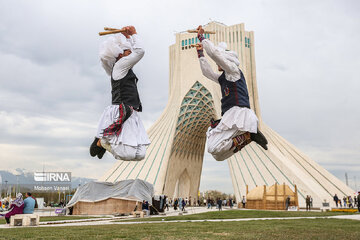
(0, 0), (359, 193)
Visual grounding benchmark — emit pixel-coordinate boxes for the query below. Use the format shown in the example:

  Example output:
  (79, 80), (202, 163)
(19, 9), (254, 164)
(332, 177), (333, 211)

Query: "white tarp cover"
(66, 179), (154, 207)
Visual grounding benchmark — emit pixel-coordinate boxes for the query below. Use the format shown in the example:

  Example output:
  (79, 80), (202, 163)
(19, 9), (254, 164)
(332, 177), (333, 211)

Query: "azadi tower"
(100, 22), (354, 208)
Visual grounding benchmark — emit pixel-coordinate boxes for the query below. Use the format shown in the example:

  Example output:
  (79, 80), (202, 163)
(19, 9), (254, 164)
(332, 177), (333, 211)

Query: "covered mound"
(245, 183), (299, 210)
(67, 179), (154, 208)
(247, 186), (268, 200)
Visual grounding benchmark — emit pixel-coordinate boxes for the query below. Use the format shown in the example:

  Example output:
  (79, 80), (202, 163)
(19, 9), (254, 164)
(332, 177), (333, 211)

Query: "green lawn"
(0, 219), (359, 239)
(1, 209), (356, 225)
(120, 209), (358, 222)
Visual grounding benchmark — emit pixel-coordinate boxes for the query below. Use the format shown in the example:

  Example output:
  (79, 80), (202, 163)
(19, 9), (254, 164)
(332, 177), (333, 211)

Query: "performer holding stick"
(90, 26), (150, 161)
(195, 25), (268, 161)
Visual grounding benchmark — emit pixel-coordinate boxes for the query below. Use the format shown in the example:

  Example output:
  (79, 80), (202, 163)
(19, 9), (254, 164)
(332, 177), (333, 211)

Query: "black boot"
(250, 130), (268, 150)
(97, 147), (106, 159)
(90, 137), (102, 157)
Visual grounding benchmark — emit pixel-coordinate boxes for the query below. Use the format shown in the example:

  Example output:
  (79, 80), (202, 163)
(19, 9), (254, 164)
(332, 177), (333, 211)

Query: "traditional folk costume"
(196, 33), (268, 161)
(90, 33), (150, 161)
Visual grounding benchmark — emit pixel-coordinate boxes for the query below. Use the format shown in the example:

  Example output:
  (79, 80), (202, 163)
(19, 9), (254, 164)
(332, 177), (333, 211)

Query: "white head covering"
(12, 193), (24, 207)
(225, 50), (240, 66)
(217, 42), (240, 66)
(99, 33), (132, 76)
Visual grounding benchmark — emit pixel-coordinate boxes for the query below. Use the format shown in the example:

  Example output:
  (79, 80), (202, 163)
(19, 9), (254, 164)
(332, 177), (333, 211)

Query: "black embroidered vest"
(218, 69), (250, 115)
(111, 69), (142, 112)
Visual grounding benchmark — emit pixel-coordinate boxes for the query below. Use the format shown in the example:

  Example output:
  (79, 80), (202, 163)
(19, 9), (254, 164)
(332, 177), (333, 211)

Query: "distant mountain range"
(0, 169), (95, 189)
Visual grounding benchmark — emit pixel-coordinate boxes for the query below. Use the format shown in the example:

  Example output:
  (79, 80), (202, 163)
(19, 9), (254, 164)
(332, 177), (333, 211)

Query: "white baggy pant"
(101, 139), (146, 161)
(96, 105), (150, 161)
(207, 127), (245, 161)
(206, 106), (258, 161)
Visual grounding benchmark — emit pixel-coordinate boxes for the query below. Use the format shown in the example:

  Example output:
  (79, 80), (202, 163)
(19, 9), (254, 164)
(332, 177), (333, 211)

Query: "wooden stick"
(187, 29), (215, 34)
(190, 44), (202, 48)
(104, 27), (120, 31)
(99, 29), (126, 36)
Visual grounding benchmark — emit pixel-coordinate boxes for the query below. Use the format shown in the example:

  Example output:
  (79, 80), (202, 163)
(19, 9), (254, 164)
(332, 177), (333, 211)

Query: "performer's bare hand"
(126, 26), (137, 36)
(121, 27), (131, 38)
(197, 25), (204, 35)
(196, 43), (203, 51)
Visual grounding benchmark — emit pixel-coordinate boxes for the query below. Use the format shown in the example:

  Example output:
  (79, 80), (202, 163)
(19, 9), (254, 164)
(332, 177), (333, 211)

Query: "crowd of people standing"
(161, 196), (236, 212)
(333, 193), (360, 211)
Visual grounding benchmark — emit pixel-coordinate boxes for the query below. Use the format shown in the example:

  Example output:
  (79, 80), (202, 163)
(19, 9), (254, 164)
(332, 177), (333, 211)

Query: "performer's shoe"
(90, 137), (102, 157)
(97, 148), (106, 159)
(250, 130), (268, 150)
(210, 118), (221, 129)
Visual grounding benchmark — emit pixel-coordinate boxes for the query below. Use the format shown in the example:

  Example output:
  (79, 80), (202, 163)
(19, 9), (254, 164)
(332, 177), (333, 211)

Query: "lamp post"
(5, 180), (8, 198)
(16, 174), (20, 195)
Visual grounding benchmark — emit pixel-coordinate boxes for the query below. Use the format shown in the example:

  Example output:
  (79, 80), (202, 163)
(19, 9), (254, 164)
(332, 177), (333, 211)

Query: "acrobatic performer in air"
(195, 25), (268, 161)
(90, 26), (150, 161)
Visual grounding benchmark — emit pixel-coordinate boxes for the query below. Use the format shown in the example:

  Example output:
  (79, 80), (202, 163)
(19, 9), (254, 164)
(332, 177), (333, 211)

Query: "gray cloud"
(0, 0), (359, 192)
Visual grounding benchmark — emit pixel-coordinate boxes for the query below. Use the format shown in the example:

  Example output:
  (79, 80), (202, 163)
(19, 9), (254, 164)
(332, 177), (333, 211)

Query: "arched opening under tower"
(163, 81), (217, 200)
(173, 169), (191, 199)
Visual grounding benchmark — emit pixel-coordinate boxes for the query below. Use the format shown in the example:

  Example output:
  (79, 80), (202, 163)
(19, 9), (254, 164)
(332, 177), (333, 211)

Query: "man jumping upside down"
(195, 25), (268, 161)
(90, 26), (150, 161)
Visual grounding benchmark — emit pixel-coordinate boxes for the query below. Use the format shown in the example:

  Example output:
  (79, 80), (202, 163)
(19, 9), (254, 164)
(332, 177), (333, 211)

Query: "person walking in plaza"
(241, 196), (246, 208)
(141, 200), (149, 216)
(306, 195), (311, 211)
(165, 197), (169, 211)
(217, 198), (223, 211)
(174, 198), (178, 210)
(210, 199), (214, 209)
(90, 26), (150, 161)
(348, 196), (353, 208)
(357, 192), (360, 212)
(333, 194), (339, 207)
(354, 195), (358, 208)
(207, 197), (211, 209)
(285, 196), (291, 210)
(194, 25), (268, 161)
(181, 199), (186, 212)
(343, 196), (347, 208)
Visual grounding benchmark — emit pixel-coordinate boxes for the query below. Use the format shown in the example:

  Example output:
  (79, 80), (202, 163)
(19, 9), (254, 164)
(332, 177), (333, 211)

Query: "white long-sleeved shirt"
(199, 39), (240, 83)
(112, 34), (144, 80)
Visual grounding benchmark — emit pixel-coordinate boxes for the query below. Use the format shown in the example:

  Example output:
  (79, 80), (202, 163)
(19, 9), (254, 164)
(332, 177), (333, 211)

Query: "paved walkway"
(27, 214), (360, 228)
(1, 207), (359, 229)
